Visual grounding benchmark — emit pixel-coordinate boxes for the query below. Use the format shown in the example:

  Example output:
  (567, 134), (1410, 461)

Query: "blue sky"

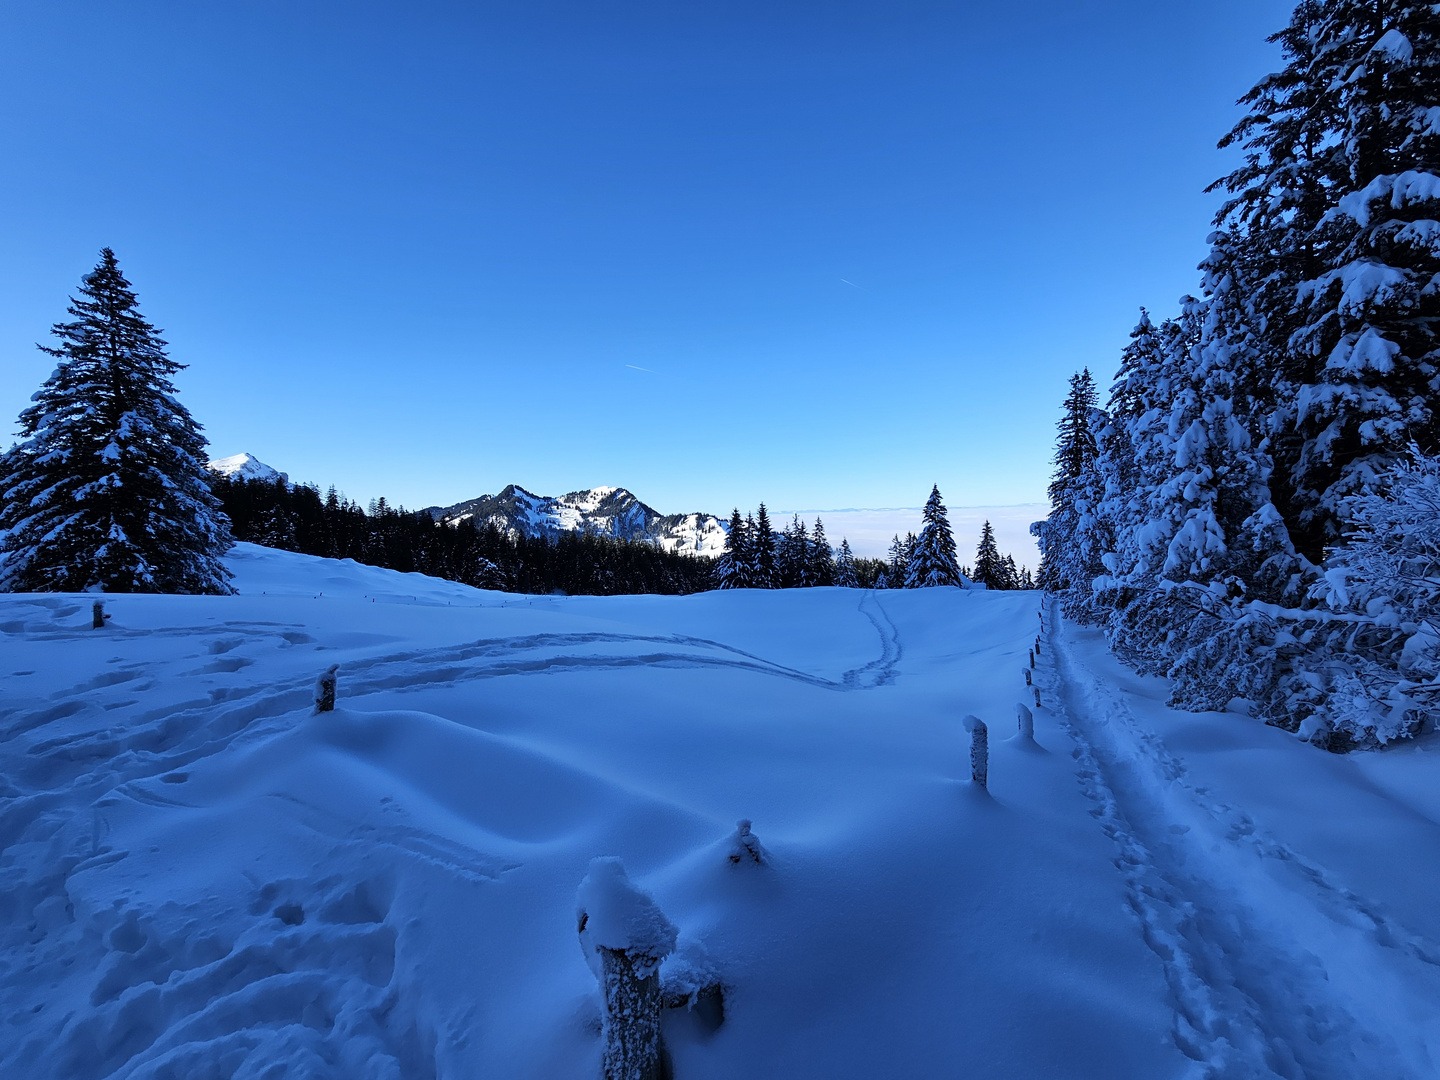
(0, 0), (1294, 551)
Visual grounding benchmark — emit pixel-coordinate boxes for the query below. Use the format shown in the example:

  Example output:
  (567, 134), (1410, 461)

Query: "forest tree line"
(1037, 1), (1440, 750)
(212, 474), (715, 596)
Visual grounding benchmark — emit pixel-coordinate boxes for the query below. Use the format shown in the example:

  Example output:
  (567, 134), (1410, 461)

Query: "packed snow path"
(5, 546), (1440, 1078)
(1044, 599), (1440, 1079)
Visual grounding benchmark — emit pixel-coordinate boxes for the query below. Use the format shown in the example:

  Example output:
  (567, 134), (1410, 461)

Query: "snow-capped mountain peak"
(207, 453), (289, 485)
(426, 484), (727, 558)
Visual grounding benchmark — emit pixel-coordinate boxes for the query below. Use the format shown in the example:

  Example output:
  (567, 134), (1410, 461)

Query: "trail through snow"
(1043, 598), (1440, 1079)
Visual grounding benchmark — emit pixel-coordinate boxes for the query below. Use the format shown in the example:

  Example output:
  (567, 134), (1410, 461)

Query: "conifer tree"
(885, 533), (909, 588)
(1088, 312), (1186, 613)
(833, 537), (858, 588)
(971, 521), (1005, 589)
(808, 517), (834, 586)
(253, 505), (298, 549)
(0, 249), (234, 593)
(905, 485), (963, 587)
(1000, 553), (1019, 591)
(778, 514), (809, 588)
(715, 508), (750, 589)
(1036, 370), (1099, 594)
(742, 513), (760, 583)
(752, 504), (778, 588)
(1282, 3), (1440, 556)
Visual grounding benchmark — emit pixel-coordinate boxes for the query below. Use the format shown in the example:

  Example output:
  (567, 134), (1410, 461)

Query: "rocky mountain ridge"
(425, 484), (727, 558)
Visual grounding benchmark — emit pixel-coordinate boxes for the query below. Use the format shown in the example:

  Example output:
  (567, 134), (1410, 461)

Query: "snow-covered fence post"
(1016, 702), (1034, 740)
(314, 665), (338, 713)
(92, 600), (106, 629)
(1033, 686), (1041, 709)
(1029, 649), (1035, 669)
(1023, 667), (1032, 687)
(1034, 635), (1041, 655)
(963, 715), (988, 789)
(577, 858), (678, 1080)
(727, 819), (766, 866)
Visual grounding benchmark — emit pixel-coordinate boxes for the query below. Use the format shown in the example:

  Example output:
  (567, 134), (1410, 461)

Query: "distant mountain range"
(207, 455), (727, 558)
(425, 485), (727, 559)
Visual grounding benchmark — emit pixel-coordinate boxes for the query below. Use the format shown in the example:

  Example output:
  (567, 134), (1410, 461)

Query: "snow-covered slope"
(4, 548), (1440, 1078)
(207, 452), (289, 484)
(427, 483), (727, 557)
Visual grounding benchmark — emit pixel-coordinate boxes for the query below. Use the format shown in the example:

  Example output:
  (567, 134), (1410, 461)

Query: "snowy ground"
(3, 545), (1439, 1078)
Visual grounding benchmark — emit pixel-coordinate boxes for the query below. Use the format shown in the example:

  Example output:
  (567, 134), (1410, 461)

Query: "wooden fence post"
(314, 665), (339, 713)
(963, 715), (988, 789)
(578, 858), (678, 1080)
(1016, 702), (1034, 739)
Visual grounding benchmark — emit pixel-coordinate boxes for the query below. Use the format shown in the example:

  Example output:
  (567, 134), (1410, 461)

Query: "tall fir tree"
(1036, 369), (1099, 592)
(1284, 3), (1440, 557)
(808, 517), (834, 586)
(714, 508), (750, 589)
(905, 485), (964, 587)
(751, 504), (777, 588)
(1207, 1), (1440, 561)
(778, 515), (810, 588)
(1060, 1), (1440, 742)
(971, 521), (1005, 590)
(253, 505), (298, 549)
(999, 554), (1019, 590)
(833, 537), (858, 588)
(0, 250), (234, 593)
(882, 533), (909, 589)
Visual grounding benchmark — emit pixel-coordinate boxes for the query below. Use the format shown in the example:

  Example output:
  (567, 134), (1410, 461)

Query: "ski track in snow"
(1043, 598), (1440, 1080)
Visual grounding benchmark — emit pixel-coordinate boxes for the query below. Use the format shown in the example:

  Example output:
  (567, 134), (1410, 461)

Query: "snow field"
(2, 544), (1187, 1079)
(13, 545), (1440, 1078)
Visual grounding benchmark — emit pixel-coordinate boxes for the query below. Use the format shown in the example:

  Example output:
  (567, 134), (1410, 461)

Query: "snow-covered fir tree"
(833, 538), (858, 588)
(1283, 3), (1440, 558)
(1312, 446), (1440, 743)
(808, 517), (835, 586)
(971, 520), (1006, 590)
(751, 504), (778, 589)
(1050, 0), (1440, 746)
(999, 554), (1019, 590)
(0, 249), (234, 594)
(253, 505), (298, 550)
(905, 486), (963, 588)
(714, 509), (750, 589)
(1086, 312), (1184, 628)
(882, 533), (909, 589)
(1035, 370), (1099, 595)
(779, 515), (810, 588)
